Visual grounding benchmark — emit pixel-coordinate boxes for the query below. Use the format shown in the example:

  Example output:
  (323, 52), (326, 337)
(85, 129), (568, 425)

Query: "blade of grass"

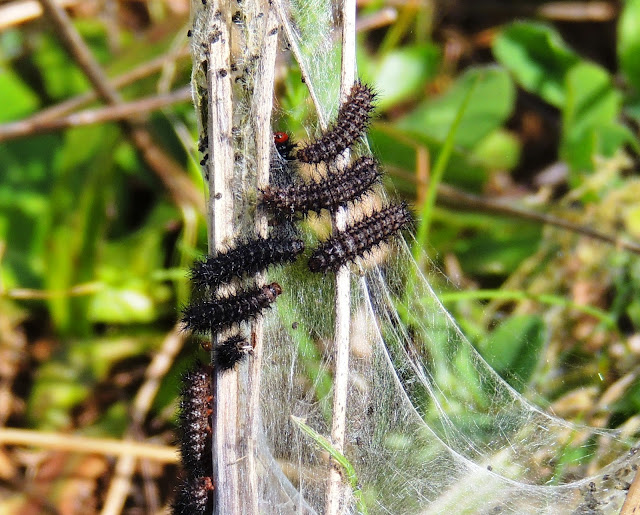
(291, 416), (368, 514)
(412, 75), (479, 263)
(438, 289), (617, 329)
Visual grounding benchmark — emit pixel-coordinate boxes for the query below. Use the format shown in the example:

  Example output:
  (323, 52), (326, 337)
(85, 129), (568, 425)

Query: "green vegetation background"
(2, 0), (640, 511)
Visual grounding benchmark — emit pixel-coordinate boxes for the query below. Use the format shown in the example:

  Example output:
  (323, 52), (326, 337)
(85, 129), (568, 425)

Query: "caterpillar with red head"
(274, 131), (296, 161)
(261, 156), (381, 218)
(296, 81), (376, 164)
(308, 202), (411, 272)
(189, 236), (304, 290)
(181, 282), (282, 335)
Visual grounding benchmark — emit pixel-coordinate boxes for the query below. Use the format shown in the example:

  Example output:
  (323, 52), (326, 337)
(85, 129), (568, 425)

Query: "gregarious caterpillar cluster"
(182, 214), (303, 369)
(176, 77), (410, 509)
(173, 134), (307, 512)
(261, 81), (410, 272)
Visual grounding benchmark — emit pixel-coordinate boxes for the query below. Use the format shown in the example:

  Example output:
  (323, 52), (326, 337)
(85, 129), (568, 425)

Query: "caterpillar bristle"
(261, 156), (381, 218)
(189, 237), (304, 290)
(308, 202), (411, 273)
(181, 282), (283, 335)
(214, 333), (251, 372)
(296, 81), (376, 164)
(178, 362), (213, 478)
(172, 476), (214, 515)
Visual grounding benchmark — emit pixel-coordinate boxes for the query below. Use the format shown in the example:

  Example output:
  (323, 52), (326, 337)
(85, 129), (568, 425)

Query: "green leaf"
(28, 334), (157, 430)
(369, 125), (489, 193)
(493, 21), (580, 107)
(364, 44), (440, 110)
(45, 128), (119, 334)
(0, 135), (61, 289)
(479, 315), (546, 388)
(87, 285), (157, 323)
(33, 34), (91, 99)
(469, 129), (521, 171)
(398, 66), (515, 149)
(563, 63), (620, 137)
(618, 0), (640, 92)
(87, 204), (176, 324)
(0, 65), (39, 121)
(447, 212), (542, 276)
(561, 63), (633, 173)
(291, 416), (368, 514)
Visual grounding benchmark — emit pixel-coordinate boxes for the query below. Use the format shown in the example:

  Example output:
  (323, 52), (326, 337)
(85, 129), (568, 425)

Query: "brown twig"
(621, 464), (640, 515)
(6, 47), (190, 128)
(437, 183), (640, 255)
(0, 0), (78, 30)
(37, 0), (203, 213)
(1, 281), (102, 299)
(0, 87), (192, 142)
(100, 323), (189, 515)
(325, 0), (357, 512)
(0, 428), (178, 462)
(245, 3), (279, 512)
(203, 3), (238, 509)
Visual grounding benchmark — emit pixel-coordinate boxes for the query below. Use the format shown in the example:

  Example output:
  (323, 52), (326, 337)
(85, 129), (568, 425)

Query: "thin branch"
(200, 3), (237, 512)
(6, 47), (189, 128)
(0, 0), (78, 30)
(0, 87), (192, 142)
(436, 183), (640, 255)
(245, 4), (280, 512)
(0, 428), (178, 462)
(2, 281), (102, 299)
(356, 7), (397, 32)
(38, 0), (120, 103)
(37, 0), (203, 213)
(100, 323), (189, 515)
(621, 465), (640, 515)
(325, 0), (357, 512)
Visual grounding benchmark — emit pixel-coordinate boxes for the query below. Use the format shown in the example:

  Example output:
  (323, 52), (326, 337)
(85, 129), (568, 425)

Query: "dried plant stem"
(203, 4), (238, 512)
(0, 87), (192, 142)
(437, 183), (640, 255)
(0, 48), (189, 141)
(621, 466), (640, 514)
(325, 0), (357, 512)
(245, 5), (280, 512)
(101, 323), (188, 515)
(38, 0), (202, 212)
(0, 0), (78, 30)
(0, 428), (178, 462)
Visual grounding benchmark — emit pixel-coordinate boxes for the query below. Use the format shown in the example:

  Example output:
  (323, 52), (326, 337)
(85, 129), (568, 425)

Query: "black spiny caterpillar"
(214, 333), (251, 372)
(189, 236), (304, 290)
(181, 282), (282, 335)
(308, 202), (411, 272)
(178, 362), (212, 478)
(296, 81), (376, 164)
(172, 476), (214, 515)
(261, 156), (381, 218)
